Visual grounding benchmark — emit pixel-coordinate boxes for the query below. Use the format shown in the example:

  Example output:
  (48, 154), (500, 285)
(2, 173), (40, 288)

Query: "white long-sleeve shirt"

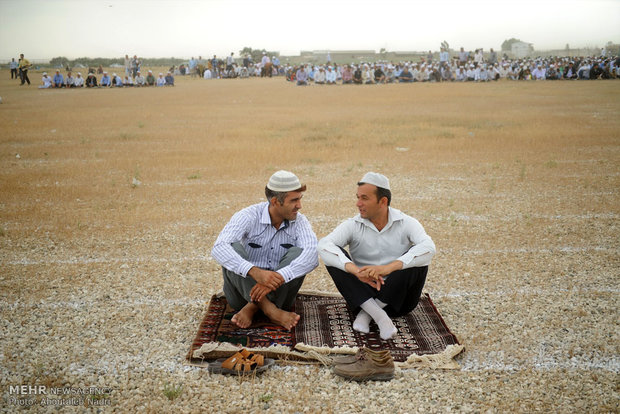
(314, 70), (326, 83)
(325, 69), (337, 83)
(212, 202), (319, 283)
(532, 67), (546, 80)
(40, 75), (52, 88)
(318, 207), (435, 272)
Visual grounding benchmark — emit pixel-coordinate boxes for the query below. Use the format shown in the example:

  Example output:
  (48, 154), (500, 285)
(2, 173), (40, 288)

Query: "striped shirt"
(211, 202), (318, 283)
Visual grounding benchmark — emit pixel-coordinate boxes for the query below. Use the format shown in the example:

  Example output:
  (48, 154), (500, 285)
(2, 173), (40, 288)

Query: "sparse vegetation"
(162, 383), (183, 401)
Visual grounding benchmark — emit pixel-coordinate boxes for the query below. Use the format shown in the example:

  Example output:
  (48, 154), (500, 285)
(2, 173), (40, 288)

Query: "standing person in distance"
(19, 53), (31, 85)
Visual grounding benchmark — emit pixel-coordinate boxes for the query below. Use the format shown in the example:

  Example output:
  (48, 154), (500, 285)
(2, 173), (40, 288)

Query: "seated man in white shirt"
(134, 71), (146, 87)
(212, 171), (319, 330)
(65, 72), (75, 88)
(156, 73), (166, 86)
(325, 66), (337, 84)
(39, 72), (52, 89)
(532, 64), (546, 80)
(314, 67), (326, 84)
(73, 72), (84, 87)
(318, 172), (435, 340)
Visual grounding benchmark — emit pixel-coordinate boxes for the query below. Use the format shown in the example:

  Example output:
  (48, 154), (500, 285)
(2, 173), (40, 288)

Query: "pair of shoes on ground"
(332, 348), (395, 381)
(208, 348), (275, 375)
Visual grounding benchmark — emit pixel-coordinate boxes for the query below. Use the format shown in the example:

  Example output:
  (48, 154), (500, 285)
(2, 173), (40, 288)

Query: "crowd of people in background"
(185, 48), (620, 84)
(187, 52), (282, 79)
(36, 69), (174, 88)
(9, 53), (175, 88)
(285, 48), (620, 86)
(8, 48), (620, 89)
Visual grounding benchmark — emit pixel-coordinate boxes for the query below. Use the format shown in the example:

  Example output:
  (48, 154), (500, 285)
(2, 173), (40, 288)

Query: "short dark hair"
(265, 187), (288, 205)
(375, 186), (391, 206)
(358, 183), (391, 206)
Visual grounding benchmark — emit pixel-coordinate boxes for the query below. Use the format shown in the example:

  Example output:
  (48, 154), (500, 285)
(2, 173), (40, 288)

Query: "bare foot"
(266, 308), (300, 331)
(256, 298), (301, 330)
(231, 303), (258, 328)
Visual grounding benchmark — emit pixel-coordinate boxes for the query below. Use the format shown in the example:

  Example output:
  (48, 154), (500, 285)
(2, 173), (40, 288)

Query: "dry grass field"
(1, 71), (619, 413)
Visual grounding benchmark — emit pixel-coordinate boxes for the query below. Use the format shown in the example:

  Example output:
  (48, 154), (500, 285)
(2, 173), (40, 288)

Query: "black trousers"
(11, 68), (18, 79)
(20, 69), (30, 85)
(326, 261), (428, 318)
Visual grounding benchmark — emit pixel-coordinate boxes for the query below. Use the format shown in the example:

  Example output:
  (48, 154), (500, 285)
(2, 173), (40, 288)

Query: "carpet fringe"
(295, 342), (464, 369)
(192, 342), (298, 359)
(401, 344), (465, 370)
(294, 342), (359, 355)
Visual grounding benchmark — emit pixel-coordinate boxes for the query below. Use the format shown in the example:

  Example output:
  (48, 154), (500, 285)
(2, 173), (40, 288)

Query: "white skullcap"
(358, 172), (390, 190)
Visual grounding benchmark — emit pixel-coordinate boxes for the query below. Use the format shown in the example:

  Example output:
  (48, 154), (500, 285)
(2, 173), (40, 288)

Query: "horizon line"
(2, 44), (616, 63)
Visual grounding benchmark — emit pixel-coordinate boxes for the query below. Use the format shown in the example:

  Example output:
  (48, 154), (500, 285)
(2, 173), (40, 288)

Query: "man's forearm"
(384, 260), (404, 274)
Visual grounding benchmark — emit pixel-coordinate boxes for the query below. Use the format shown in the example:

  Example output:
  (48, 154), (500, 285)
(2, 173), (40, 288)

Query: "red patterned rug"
(187, 292), (462, 365)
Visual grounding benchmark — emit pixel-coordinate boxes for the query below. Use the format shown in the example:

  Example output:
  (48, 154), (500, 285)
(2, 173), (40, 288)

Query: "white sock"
(353, 310), (371, 333)
(375, 299), (388, 309)
(359, 299), (397, 340)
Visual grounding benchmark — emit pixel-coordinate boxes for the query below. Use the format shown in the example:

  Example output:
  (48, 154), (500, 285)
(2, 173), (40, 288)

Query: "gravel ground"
(0, 76), (618, 413)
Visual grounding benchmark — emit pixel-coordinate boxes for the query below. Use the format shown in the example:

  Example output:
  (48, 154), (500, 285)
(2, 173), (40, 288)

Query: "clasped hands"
(248, 267), (285, 302)
(345, 261), (403, 291)
(345, 263), (386, 291)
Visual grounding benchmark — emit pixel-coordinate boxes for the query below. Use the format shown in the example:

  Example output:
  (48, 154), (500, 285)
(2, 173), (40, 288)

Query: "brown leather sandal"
(246, 352), (265, 366)
(208, 348), (274, 375)
(220, 350), (257, 372)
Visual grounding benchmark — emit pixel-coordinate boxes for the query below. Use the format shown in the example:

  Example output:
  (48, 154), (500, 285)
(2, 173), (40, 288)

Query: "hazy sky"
(1, 0), (619, 60)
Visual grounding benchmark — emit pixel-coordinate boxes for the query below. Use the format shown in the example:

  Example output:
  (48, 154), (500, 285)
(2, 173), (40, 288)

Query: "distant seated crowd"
(285, 54), (620, 85)
(285, 55), (620, 85)
(38, 69), (175, 88)
(33, 52), (620, 88)
(191, 53), (283, 79)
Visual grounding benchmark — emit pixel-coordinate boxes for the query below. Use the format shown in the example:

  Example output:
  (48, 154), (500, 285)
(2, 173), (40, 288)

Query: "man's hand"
(359, 261), (402, 280)
(345, 262), (384, 291)
(248, 267), (284, 291)
(250, 283), (272, 303)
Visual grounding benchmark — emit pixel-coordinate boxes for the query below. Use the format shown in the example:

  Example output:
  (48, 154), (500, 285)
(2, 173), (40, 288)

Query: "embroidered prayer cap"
(358, 172), (390, 191)
(267, 170), (306, 192)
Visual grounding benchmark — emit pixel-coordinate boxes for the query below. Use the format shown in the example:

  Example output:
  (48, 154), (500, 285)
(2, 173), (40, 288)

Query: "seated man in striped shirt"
(212, 171), (318, 330)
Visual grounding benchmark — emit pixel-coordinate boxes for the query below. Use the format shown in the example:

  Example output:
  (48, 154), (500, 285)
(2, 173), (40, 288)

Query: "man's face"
(356, 184), (383, 220)
(273, 191), (303, 221)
